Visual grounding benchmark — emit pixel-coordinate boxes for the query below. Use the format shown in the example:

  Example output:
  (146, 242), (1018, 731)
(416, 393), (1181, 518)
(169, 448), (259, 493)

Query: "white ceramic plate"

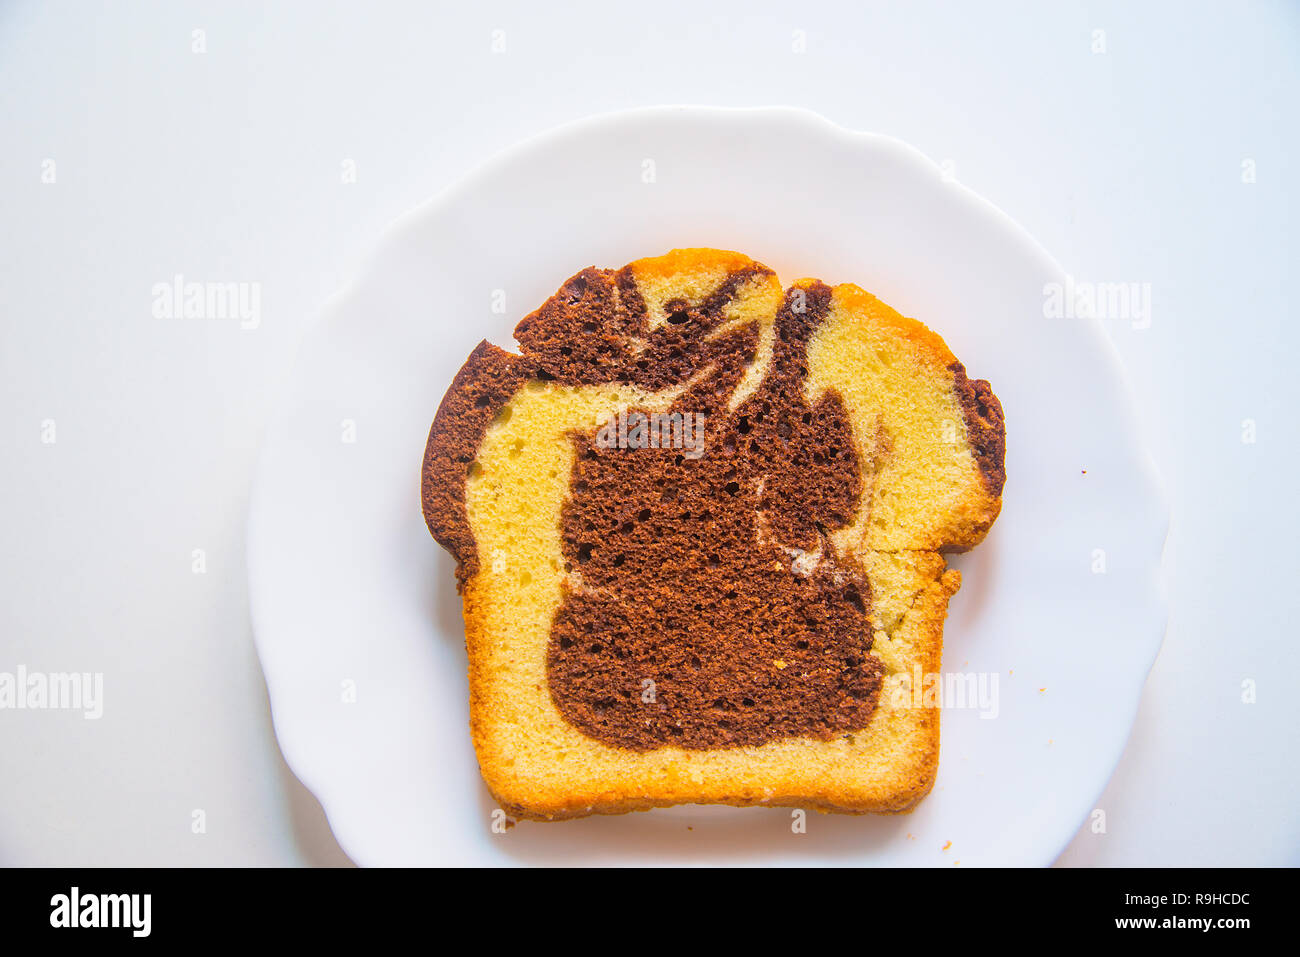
(247, 106), (1167, 866)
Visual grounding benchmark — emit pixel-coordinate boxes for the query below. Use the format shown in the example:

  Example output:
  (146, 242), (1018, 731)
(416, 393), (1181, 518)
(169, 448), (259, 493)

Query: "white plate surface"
(247, 106), (1168, 866)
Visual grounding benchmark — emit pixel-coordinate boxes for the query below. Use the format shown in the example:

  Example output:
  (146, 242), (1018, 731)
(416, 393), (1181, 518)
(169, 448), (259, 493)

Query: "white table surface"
(1, 0), (1296, 867)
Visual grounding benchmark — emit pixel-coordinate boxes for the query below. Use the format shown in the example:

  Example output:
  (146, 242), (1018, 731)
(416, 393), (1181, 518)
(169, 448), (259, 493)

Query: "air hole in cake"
(666, 310), (690, 325)
(576, 543), (594, 563)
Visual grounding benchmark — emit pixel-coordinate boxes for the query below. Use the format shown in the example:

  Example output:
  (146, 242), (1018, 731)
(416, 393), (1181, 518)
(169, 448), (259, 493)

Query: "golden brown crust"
(950, 362), (1007, 498)
(420, 340), (528, 583)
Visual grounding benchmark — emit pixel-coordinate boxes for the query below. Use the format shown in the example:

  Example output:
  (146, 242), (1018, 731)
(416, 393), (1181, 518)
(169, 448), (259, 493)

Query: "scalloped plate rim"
(247, 104), (1169, 867)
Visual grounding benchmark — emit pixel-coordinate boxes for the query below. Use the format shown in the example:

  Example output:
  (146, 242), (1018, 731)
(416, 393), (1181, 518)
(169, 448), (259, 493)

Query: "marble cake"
(421, 248), (1005, 820)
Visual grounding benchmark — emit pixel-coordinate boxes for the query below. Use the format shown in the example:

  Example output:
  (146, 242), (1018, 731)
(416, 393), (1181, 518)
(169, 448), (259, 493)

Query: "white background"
(1, 0), (1296, 866)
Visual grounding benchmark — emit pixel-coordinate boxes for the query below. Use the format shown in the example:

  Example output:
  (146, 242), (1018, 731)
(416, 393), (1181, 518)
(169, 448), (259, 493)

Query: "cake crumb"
(941, 840), (952, 851)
